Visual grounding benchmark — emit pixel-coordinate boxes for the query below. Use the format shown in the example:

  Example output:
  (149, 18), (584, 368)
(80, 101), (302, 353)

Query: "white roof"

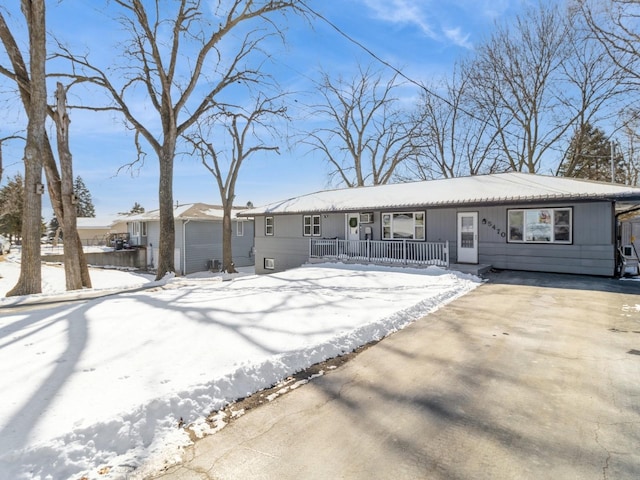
(76, 216), (121, 229)
(124, 203), (246, 222)
(240, 172), (640, 215)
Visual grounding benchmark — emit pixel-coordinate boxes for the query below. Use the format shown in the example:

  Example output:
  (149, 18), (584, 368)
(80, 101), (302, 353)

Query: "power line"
(298, 1), (488, 125)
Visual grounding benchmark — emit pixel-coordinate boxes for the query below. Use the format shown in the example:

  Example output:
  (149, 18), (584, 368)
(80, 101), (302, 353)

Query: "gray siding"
(184, 221), (220, 274)
(233, 220), (255, 267)
(254, 201), (617, 276)
(183, 220), (255, 275)
(254, 214), (314, 274)
(322, 214), (346, 239)
(477, 202), (615, 276)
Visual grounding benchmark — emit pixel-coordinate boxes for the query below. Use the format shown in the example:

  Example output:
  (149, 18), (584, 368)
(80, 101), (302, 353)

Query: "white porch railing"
(309, 238), (450, 267)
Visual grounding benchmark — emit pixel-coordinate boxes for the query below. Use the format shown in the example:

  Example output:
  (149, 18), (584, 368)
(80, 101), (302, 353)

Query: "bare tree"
(465, 4), (578, 173)
(0, 7), (92, 292)
(0, 134), (24, 182)
(55, 0), (304, 280)
(618, 109), (640, 186)
(186, 94), (287, 273)
(554, 4), (631, 177)
(304, 65), (424, 187)
(53, 82), (84, 290)
(579, 0), (640, 87)
(406, 63), (502, 181)
(4, 0), (45, 296)
(464, 3), (631, 175)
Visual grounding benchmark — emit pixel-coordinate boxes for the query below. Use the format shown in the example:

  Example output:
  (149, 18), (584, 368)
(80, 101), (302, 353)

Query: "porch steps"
(448, 263), (492, 276)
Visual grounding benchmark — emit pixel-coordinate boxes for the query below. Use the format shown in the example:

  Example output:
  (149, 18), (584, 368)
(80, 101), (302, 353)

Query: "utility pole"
(611, 140), (616, 184)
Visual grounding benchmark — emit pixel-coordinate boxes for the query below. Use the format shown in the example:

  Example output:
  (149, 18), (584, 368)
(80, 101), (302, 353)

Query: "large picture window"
(508, 208), (572, 244)
(381, 212), (425, 240)
(303, 215), (321, 236)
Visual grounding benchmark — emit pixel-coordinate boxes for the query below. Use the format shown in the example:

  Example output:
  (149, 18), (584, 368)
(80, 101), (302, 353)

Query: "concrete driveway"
(150, 271), (640, 480)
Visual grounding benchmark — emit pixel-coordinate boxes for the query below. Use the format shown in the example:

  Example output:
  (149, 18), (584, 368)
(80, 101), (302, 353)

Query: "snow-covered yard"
(0, 252), (480, 480)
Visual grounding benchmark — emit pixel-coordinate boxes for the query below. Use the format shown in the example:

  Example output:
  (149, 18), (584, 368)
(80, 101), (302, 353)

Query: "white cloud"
(443, 26), (472, 50)
(361, 0), (436, 38)
(360, 0), (476, 49)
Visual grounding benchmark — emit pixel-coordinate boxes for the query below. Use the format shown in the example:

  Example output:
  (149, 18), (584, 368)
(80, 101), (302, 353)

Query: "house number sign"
(482, 218), (506, 238)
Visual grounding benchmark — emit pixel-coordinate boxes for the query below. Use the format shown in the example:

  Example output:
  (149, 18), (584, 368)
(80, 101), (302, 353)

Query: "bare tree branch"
(185, 92), (288, 273)
(303, 65), (424, 187)
(51, 0), (305, 279)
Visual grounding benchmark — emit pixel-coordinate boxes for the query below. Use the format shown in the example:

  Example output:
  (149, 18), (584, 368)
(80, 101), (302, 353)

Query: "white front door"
(457, 212), (478, 264)
(346, 213), (360, 242)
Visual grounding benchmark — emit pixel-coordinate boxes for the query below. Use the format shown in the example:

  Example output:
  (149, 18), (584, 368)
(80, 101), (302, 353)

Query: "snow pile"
(0, 259), (480, 480)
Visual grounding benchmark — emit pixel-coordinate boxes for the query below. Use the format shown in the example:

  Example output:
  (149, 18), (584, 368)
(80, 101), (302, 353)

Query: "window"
(264, 258), (275, 270)
(131, 221), (146, 237)
(303, 215), (321, 236)
(508, 208), (572, 244)
(265, 216), (274, 236)
(381, 212), (426, 240)
(236, 221), (244, 237)
(360, 212), (374, 224)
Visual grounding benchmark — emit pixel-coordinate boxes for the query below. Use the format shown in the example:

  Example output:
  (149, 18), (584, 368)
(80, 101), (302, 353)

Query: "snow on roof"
(239, 172), (640, 216)
(76, 216), (121, 229)
(124, 203), (246, 222)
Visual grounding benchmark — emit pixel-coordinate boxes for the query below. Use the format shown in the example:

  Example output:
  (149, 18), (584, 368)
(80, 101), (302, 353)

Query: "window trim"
(359, 212), (374, 224)
(131, 221), (146, 237)
(303, 214), (321, 237)
(381, 211), (426, 241)
(507, 207), (573, 244)
(265, 216), (274, 236)
(236, 221), (244, 237)
(264, 257), (275, 270)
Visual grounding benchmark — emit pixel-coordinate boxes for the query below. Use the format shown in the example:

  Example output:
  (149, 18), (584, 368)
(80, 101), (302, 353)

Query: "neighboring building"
(76, 216), (120, 246)
(620, 213), (640, 252)
(239, 172), (640, 277)
(125, 203), (254, 274)
(619, 212), (640, 275)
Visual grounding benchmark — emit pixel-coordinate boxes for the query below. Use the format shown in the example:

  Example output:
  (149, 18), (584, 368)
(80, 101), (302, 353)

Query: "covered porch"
(309, 238), (450, 268)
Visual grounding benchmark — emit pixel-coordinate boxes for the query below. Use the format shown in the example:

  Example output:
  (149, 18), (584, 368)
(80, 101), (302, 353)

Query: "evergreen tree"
(118, 202), (145, 215)
(0, 173), (23, 239)
(48, 215), (60, 241)
(129, 202), (144, 214)
(73, 176), (95, 217)
(559, 123), (626, 183)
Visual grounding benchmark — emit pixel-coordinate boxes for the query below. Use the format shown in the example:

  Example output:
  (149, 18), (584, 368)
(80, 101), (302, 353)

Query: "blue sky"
(0, 0), (524, 219)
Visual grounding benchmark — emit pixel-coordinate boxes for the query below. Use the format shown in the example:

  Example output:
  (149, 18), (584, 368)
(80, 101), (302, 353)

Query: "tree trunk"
(42, 135), (92, 288)
(156, 143), (175, 280)
(7, 0), (46, 297)
(222, 203), (236, 274)
(55, 82), (83, 290)
(0, 4), (92, 290)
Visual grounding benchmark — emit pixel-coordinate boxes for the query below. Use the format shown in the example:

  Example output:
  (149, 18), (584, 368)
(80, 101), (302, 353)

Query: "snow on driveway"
(0, 257), (480, 480)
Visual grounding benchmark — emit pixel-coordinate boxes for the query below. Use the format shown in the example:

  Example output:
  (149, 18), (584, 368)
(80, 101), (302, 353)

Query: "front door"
(346, 213), (360, 242)
(457, 212), (478, 264)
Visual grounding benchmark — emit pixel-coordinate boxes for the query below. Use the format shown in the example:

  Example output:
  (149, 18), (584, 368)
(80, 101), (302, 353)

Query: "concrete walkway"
(150, 271), (640, 480)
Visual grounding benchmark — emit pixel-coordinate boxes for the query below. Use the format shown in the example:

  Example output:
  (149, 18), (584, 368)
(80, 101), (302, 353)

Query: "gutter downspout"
(183, 219), (190, 275)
